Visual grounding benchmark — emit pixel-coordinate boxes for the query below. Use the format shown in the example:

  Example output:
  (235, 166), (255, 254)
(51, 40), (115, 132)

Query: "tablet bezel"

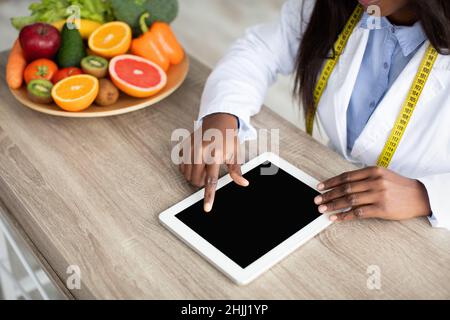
(159, 152), (333, 285)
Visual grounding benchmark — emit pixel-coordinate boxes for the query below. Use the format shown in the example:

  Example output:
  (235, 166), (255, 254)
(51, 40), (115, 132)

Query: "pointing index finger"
(204, 163), (220, 213)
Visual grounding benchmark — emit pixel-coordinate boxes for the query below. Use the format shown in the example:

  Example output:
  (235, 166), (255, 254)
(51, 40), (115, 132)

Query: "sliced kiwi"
(27, 79), (54, 104)
(81, 55), (109, 78)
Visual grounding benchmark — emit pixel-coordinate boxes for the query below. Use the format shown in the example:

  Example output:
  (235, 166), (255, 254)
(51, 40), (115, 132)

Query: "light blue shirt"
(346, 14), (427, 151)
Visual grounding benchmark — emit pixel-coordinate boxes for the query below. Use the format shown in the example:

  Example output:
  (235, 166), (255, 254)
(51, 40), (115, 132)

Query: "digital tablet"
(159, 152), (333, 285)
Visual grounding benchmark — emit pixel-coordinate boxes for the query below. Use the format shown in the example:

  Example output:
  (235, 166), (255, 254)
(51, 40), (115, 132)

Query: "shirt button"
(370, 101), (376, 108)
(384, 62), (389, 69)
(391, 27), (396, 33)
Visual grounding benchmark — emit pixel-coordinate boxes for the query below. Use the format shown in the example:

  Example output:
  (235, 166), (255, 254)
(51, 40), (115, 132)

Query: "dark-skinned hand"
(315, 166), (431, 222)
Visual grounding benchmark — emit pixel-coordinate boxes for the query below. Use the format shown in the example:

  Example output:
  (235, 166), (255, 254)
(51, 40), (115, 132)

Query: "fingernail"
(330, 215), (338, 221)
(317, 183), (325, 191)
(318, 205), (327, 213)
(314, 196), (323, 205)
(204, 203), (212, 213)
(242, 179), (249, 187)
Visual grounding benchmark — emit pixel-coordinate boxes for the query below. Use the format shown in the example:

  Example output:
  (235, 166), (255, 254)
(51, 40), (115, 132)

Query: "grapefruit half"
(109, 55), (168, 98)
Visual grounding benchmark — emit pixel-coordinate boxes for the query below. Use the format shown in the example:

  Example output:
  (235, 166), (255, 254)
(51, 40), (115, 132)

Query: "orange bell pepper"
(131, 13), (184, 71)
(151, 22), (185, 65)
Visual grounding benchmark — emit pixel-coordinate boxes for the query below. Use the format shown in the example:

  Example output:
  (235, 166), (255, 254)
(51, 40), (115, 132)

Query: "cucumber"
(81, 56), (109, 78)
(27, 79), (53, 104)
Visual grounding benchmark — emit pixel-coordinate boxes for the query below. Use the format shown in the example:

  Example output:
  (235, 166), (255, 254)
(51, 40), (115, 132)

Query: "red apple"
(19, 23), (61, 62)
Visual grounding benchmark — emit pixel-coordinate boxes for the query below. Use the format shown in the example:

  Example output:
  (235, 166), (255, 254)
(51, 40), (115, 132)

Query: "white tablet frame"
(159, 152), (333, 285)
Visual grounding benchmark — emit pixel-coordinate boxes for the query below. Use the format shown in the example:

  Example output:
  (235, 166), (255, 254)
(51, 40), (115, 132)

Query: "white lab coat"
(198, 0), (450, 230)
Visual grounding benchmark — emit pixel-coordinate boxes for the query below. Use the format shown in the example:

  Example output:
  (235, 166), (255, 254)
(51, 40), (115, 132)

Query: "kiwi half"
(81, 55), (109, 78)
(27, 79), (54, 104)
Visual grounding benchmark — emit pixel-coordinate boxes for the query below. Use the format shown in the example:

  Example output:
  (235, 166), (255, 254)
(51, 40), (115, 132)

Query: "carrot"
(6, 40), (27, 89)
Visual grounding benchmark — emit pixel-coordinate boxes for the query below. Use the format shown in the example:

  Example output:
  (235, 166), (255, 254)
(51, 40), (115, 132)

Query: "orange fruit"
(109, 54), (167, 98)
(51, 75), (99, 112)
(88, 22), (132, 58)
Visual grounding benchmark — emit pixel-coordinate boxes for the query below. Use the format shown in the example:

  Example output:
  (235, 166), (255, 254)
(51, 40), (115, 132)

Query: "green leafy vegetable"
(11, 0), (114, 30)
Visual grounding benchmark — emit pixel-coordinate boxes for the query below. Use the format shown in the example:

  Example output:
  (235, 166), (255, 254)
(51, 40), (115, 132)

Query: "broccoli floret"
(144, 0), (178, 25)
(110, 0), (146, 34)
(110, 0), (178, 35)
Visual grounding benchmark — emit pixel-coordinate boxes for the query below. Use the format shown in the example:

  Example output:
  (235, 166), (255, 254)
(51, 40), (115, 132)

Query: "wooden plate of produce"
(10, 55), (190, 118)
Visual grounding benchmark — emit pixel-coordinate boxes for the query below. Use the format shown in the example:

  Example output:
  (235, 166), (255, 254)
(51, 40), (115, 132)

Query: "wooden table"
(0, 51), (449, 300)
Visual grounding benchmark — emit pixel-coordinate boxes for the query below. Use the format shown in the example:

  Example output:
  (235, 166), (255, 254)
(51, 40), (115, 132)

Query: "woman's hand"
(314, 167), (431, 222)
(179, 113), (249, 212)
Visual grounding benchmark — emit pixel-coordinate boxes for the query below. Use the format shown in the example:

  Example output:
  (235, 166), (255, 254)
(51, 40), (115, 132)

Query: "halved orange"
(109, 54), (167, 98)
(88, 22), (132, 58)
(51, 75), (99, 112)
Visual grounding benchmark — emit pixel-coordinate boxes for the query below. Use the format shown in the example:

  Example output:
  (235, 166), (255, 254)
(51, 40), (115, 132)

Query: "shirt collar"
(359, 13), (427, 57)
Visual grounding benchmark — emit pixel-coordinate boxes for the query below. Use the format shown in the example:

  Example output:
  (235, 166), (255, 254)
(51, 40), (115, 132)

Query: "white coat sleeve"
(418, 174), (450, 230)
(197, 0), (311, 142)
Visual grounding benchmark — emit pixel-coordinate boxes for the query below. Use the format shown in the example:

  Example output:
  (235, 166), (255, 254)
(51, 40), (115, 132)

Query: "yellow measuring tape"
(306, 5), (439, 168)
(376, 45), (438, 167)
(306, 5), (364, 136)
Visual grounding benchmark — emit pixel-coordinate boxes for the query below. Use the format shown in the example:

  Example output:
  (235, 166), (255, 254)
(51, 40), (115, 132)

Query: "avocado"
(27, 79), (53, 104)
(57, 23), (86, 68)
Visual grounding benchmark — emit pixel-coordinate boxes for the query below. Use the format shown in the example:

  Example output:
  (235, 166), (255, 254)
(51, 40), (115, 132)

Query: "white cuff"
(427, 214), (441, 228)
(417, 176), (450, 230)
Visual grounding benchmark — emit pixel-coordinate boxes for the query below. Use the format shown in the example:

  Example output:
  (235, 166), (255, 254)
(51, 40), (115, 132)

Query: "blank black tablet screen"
(175, 162), (320, 268)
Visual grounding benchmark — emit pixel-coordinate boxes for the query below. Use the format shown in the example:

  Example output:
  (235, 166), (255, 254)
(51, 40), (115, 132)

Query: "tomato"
(52, 67), (83, 84)
(24, 59), (58, 84)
